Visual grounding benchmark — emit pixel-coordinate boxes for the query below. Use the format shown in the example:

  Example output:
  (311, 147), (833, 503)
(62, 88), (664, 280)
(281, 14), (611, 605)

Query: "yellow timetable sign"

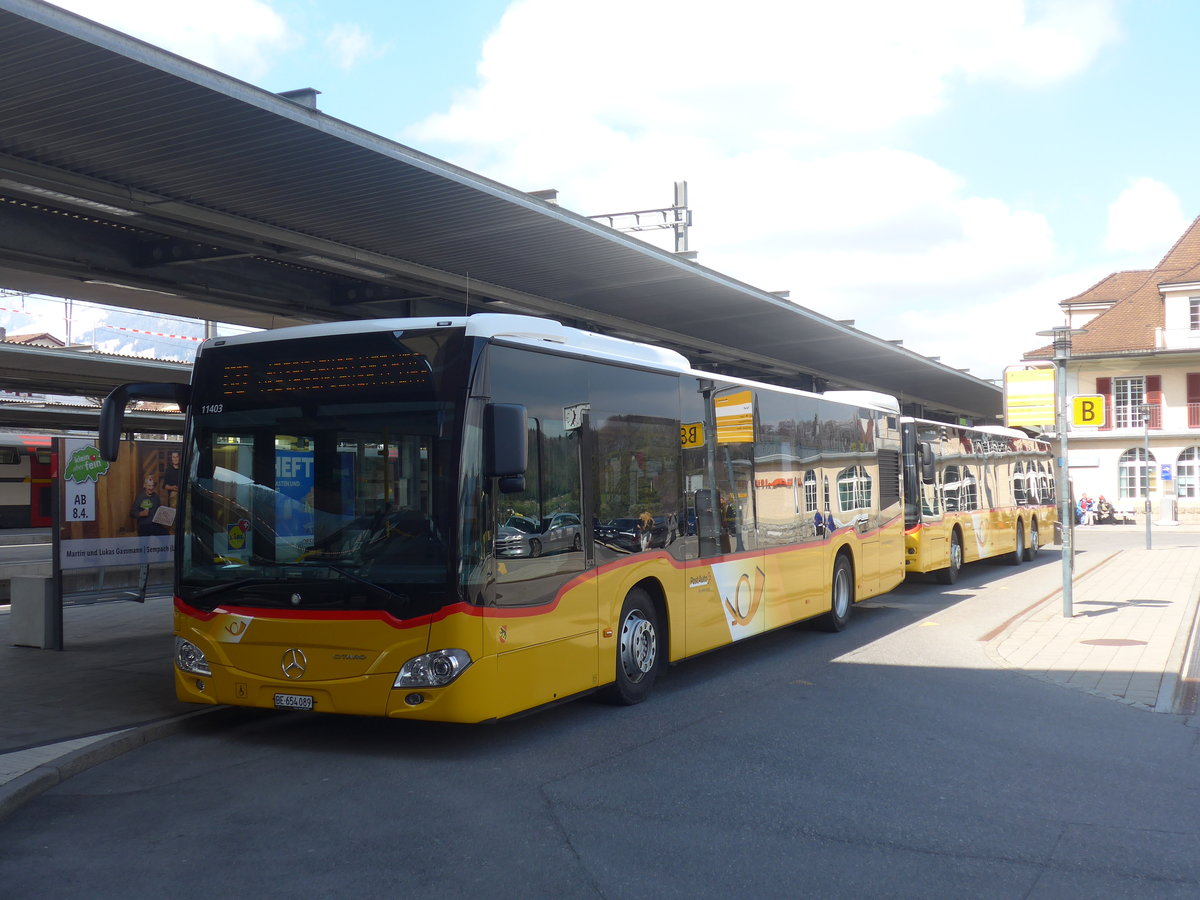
(1004, 366), (1055, 427)
(1072, 394), (1106, 427)
(715, 391), (754, 444)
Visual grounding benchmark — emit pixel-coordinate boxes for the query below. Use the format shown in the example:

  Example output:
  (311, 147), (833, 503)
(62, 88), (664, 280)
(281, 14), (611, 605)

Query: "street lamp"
(1036, 325), (1086, 617)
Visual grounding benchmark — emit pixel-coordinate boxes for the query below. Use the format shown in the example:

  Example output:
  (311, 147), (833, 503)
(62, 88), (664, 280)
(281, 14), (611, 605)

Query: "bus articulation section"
(100, 314), (907, 722)
(900, 419), (1057, 584)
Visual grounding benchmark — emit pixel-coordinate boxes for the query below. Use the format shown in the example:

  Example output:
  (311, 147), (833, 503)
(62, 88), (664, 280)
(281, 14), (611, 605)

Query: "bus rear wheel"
(816, 554), (853, 632)
(1006, 520), (1025, 566)
(1028, 521), (1040, 559)
(936, 531), (963, 584)
(604, 588), (661, 705)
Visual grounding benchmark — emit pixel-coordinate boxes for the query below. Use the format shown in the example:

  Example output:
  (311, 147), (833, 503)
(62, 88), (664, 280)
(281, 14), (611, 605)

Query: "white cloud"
(412, 0), (1120, 152)
(406, 0), (1119, 382)
(1105, 177), (1190, 256)
(47, 0), (294, 80)
(325, 24), (381, 72)
(888, 266), (1113, 378)
(961, 0), (1122, 87)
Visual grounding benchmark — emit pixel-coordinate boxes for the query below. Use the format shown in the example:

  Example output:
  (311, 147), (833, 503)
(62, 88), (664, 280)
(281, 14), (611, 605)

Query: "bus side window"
(943, 465), (960, 512)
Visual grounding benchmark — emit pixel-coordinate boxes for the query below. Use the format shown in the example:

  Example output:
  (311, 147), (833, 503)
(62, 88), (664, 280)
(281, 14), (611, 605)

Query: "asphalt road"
(1, 530), (1198, 898)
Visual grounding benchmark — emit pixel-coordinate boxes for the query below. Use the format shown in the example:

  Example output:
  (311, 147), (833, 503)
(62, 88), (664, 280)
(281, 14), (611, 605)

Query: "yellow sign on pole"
(1004, 365), (1056, 427)
(1071, 394), (1106, 427)
(715, 390), (754, 444)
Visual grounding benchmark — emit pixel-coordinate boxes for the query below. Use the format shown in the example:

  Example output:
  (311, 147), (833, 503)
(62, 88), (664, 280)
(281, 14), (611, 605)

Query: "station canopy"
(0, 0), (1001, 426)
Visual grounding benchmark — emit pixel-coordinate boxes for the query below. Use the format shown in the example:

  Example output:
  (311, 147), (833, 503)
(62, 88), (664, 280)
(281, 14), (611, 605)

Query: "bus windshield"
(178, 328), (469, 618)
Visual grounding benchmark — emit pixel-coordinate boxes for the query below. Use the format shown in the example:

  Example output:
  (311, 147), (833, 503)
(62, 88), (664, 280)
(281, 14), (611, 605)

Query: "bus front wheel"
(936, 531), (963, 585)
(816, 554), (854, 632)
(604, 587), (662, 705)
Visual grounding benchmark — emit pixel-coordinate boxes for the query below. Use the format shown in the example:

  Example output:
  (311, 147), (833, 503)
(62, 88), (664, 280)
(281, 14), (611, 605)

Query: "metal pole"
(49, 437), (64, 650)
(1144, 408), (1152, 550)
(1037, 325), (1087, 619)
(1057, 356), (1073, 617)
(673, 181), (690, 254)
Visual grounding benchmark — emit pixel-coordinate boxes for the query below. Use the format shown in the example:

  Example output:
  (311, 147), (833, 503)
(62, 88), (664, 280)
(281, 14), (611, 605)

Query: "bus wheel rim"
(833, 568), (851, 617)
(620, 611), (656, 682)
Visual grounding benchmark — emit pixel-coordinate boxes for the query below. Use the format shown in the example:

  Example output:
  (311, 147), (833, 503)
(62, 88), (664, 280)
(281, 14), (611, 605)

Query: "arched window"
(1177, 447), (1200, 499)
(961, 467), (978, 511)
(1118, 448), (1157, 499)
(837, 465), (872, 511)
(803, 470), (817, 512)
(1013, 461), (1027, 506)
(1040, 462), (1055, 503)
(943, 465), (961, 512)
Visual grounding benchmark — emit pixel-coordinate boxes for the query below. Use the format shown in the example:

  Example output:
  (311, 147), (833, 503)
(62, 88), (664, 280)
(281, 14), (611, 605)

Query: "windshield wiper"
(187, 577), (284, 603)
(185, 567), (407, 608)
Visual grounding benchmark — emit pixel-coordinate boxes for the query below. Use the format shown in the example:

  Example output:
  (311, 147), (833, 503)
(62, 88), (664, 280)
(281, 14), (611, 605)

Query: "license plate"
(274, 693), (314, 710)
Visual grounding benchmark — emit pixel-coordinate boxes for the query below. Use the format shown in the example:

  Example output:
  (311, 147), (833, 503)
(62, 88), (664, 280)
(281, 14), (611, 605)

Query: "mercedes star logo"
(281, 648), (307, 679)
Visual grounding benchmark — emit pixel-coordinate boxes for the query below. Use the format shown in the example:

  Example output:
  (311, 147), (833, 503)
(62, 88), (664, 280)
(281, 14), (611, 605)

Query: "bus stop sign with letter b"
(1071, 395), (1106, 428)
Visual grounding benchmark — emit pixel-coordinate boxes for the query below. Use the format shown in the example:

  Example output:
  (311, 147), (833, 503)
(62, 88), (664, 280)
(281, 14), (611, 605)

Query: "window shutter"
(1096, 376), (1112, 431)
(1187, 374), (1200, 428)
(1146, 375), (1163, 429)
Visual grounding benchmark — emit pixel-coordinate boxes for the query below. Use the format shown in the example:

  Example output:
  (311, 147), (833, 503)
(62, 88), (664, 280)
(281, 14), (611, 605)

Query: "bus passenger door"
(682, 385), (765, 654)
(484, 351), (597, 715)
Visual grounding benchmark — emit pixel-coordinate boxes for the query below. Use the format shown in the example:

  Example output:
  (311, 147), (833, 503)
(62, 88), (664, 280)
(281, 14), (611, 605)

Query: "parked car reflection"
(494, 512), (583, 558)
(595, 514), (677, 553)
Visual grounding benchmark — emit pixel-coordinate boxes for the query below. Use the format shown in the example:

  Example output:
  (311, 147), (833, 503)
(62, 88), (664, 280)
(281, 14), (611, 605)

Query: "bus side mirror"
(919, 442), (936, 484)
(483, 402), (527, 494)
(99, 382), (191, 461)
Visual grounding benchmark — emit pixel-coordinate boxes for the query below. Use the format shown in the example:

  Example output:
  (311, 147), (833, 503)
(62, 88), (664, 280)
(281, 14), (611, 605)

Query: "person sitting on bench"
(1095, 495), (1116, 525)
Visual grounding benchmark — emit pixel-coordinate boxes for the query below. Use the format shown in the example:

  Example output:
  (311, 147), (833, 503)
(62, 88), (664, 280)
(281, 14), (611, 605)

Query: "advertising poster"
(274, 447), (315, 553)
(59, 437), (180, 581)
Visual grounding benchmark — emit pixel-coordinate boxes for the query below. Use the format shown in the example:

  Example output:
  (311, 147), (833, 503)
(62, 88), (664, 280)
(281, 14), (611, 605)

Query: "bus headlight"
(175, 637), (211, 676)
(394, 649), (472, 688)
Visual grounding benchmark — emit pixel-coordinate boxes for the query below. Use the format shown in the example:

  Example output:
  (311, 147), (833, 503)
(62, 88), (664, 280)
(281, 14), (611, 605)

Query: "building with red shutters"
(1026, 217), (1200, 523)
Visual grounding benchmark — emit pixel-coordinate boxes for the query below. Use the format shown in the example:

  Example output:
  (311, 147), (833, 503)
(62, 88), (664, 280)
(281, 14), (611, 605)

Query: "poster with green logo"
(59, 437), (180, 576)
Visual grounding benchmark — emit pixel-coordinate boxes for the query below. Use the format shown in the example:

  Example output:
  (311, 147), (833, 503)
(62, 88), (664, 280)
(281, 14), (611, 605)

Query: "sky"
(13, 0), (1200, 381)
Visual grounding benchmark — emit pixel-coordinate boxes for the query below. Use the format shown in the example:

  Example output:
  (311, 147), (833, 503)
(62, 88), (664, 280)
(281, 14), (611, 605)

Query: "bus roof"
(197, 314), (692, 371)
(198, 313), (902, 414)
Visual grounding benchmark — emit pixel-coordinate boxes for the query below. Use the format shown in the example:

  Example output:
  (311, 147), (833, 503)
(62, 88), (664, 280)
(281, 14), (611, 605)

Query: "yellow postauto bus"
(100, 314), (907, 723)
(901, 418), (1056, 584)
